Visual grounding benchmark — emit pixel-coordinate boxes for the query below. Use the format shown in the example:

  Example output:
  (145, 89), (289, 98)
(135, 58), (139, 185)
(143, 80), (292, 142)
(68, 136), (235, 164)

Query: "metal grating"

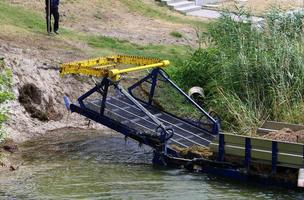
(85, 95), (216, 148)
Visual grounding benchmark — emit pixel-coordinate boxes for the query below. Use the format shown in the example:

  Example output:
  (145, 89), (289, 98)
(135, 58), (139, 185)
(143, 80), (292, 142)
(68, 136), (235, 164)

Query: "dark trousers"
(46, 6), (59, 32)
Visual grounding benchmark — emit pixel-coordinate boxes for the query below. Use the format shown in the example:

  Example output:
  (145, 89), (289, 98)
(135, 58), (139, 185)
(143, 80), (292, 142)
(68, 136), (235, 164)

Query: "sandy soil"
(0, 39), (107, 142)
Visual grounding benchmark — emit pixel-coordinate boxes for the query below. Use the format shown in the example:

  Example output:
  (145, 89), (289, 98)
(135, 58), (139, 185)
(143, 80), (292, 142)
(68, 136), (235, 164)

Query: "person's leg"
(45, 0), (51, 33)
(52, 7), (59, 33)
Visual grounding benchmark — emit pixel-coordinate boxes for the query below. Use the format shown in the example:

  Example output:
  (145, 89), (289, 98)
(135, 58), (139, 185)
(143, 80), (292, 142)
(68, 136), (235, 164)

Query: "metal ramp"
(85, 95), (215, 148)
(68, 68), (220, 154)
(61, 55), (220, 155)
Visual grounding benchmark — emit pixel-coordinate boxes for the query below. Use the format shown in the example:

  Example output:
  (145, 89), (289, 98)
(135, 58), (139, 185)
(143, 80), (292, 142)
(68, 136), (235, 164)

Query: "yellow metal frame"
(60, 55), (170, 81)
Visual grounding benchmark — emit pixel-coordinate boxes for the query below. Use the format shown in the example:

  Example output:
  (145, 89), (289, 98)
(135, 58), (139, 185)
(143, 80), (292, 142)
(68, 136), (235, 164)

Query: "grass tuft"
(170, 31), (183, 38)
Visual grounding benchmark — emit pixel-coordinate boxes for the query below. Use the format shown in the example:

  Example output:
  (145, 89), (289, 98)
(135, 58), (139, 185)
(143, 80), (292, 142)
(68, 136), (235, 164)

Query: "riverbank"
(0, 0), (207, 143)
(0, 130), (303, 199)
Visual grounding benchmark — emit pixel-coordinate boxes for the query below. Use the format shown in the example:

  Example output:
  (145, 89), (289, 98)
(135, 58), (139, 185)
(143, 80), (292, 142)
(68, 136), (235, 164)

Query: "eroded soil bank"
(0, 41), (106, 143)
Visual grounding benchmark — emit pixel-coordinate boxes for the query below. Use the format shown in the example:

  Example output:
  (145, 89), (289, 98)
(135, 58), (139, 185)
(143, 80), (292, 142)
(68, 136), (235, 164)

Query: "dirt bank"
(0, 40), (106, 142)
(0, 0), (206, 142)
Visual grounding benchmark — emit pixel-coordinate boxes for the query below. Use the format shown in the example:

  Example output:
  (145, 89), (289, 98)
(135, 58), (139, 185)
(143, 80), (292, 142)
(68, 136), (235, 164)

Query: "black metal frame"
(70, 68), (220, 155)
(128, 68), (220, 136)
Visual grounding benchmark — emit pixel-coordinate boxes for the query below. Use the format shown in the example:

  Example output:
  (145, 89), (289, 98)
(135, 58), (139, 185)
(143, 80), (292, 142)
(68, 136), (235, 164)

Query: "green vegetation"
(86, 35), (190, 65)
(172, 9), (304, 134)
(0, 59), (14, 141)
(170, 31), (183, 38)
(0, 1), (44, 33)
(0, 1), (192, 66)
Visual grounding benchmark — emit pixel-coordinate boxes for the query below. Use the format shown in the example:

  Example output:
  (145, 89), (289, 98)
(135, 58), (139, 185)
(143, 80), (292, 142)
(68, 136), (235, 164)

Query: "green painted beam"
(210, 133), (304, 168)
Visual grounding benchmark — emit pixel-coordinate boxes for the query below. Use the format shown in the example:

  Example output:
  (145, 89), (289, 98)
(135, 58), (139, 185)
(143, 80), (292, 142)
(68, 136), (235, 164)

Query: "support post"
(46, 0), (51, 34)
(272, 141), (278, 175)
(148, 68), (159, 105)
(303, 145), (304, 167)
(212, 120), (220, 135)
(100, 78), (110, 115)
(218, 134), (225, 161)
(245, 138), (251, 171)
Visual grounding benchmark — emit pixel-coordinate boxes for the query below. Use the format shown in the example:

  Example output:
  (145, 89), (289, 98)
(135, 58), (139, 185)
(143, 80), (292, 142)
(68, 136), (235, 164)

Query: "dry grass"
(171, 144), (213, 159)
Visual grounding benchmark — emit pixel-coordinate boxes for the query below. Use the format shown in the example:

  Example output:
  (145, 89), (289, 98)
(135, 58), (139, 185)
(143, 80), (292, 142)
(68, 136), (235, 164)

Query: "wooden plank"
(210, 143), (303, 167)
(260, 121), (304, 132)
(222, 134), (246, 146)
(257, 127), (276, 135)
(209, 143), (218, 153)
(213, 133), (304, 153)
(213, 134), (246, 146)
(225, 145), (245, 157)
(210, 143), (245, 157)
(251, 148), (272, 161)
(278, 153), (303, 166)
(278, 142), (303, 154)
(251, 138), (272, 150)
(214, 134), (274, 151)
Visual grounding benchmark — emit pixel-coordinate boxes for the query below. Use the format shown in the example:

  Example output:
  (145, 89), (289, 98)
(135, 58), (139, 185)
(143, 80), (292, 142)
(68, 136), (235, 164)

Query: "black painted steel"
(84, 95), (215, 148)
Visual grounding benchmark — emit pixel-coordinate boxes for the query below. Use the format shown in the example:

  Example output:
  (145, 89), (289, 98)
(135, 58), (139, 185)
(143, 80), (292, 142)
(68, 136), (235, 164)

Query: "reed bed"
(172, 9), (304, 135)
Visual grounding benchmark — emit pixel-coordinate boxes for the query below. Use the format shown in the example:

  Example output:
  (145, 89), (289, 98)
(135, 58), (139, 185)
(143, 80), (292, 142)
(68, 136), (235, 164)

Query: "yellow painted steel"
(60, 55), (170, 81)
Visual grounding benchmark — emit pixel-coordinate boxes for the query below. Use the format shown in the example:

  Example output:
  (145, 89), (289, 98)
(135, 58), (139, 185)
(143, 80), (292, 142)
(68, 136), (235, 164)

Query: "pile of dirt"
(18, 83), (62, 122)
(171, 144), (213, 159)
(262, 128), (304, 143)
(18, 83), (48, 121)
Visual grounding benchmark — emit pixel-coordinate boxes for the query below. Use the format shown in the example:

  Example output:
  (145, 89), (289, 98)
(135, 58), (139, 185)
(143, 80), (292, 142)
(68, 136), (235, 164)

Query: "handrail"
(59, 55), (170, 81)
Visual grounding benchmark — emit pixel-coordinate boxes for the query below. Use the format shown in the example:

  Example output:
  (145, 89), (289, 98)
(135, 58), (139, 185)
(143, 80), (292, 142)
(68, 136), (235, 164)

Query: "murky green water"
(0, 131), (303, 200)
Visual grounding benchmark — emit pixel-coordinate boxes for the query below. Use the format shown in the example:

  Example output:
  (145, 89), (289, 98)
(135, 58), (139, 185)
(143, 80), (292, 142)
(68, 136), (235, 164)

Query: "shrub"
(170, 31), (183, 38)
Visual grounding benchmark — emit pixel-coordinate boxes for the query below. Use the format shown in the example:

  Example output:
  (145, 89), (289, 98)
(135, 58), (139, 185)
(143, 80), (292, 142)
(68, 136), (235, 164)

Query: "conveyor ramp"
(85, 95), (215, 148)
(61, 55), (220, 154)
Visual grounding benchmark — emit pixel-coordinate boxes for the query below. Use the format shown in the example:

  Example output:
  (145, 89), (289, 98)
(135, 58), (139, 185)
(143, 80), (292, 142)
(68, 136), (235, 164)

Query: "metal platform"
(84, 95), (215, 148)
(67, 68), (220, 154)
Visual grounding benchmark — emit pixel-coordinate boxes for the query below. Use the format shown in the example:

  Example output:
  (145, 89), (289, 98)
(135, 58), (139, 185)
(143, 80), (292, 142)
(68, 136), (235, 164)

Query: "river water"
(0, 131), (303, 200)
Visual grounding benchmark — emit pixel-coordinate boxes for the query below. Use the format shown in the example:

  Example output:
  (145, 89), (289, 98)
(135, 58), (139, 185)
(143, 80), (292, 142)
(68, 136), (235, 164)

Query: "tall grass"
(172, 9), (304, 135)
